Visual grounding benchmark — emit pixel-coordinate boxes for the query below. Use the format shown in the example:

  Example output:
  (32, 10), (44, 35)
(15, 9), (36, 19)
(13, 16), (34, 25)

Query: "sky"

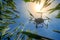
(9, 0), (60, 40)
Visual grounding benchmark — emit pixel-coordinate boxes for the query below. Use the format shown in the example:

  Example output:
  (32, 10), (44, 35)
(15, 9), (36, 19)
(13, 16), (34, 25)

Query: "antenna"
(37, 12), (43, 18)
(41, 12), (42, 18)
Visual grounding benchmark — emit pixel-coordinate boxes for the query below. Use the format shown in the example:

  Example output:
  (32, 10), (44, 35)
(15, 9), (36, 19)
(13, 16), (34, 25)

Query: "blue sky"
(9, 0), (60, 40)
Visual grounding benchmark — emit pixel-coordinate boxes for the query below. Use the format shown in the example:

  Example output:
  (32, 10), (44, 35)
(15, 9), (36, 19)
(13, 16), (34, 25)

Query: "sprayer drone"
(28, 10), (51, 28)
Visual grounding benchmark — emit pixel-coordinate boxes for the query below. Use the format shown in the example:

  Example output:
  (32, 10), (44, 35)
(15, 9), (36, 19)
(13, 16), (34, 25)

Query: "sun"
(35, 3), (43, 12)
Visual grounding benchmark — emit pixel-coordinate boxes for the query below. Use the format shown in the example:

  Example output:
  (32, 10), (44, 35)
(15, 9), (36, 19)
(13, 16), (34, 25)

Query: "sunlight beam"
(35, 3), (43, 12)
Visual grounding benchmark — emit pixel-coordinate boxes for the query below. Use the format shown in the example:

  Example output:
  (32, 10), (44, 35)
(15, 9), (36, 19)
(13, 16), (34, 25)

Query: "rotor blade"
(46, 16), (50, 19)
(28, 10), (34, 18)
(43, 23), (48, 29)
(45, 16), (52, 21)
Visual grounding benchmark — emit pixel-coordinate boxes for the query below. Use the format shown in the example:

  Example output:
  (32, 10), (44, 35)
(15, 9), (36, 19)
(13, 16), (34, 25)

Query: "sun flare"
(35, 3), (43, 12)
(26, 1), (48, 18)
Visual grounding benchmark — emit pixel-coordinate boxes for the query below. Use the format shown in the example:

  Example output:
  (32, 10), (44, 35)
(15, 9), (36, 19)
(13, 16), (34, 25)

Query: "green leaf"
(4, 0), (16, 9)
(4, 10), (14, 14)
(10, 8), (20, 13)
(22, 31), (53, 40)
(33, 0), (41, 4)
(48, 3), (60, 13)
(48, 8), (55, 13)
(53, 30), (60, 33)
(23, 0), (31, 2)
(43, 0), (55, 8)
(15, 15), (20, 18)
(19, 23), (24, 26)
(0, 26), (9, 35)
(0, 0), (19, 36)
(56, 11), (60, 18)
(23, 0), (41, 4)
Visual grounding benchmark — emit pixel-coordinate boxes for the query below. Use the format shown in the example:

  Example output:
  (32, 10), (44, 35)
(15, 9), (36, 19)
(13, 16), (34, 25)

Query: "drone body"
(28, 11), (50, 28)
(34, 18), (44, 28)
(34, 18), (44, 24)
